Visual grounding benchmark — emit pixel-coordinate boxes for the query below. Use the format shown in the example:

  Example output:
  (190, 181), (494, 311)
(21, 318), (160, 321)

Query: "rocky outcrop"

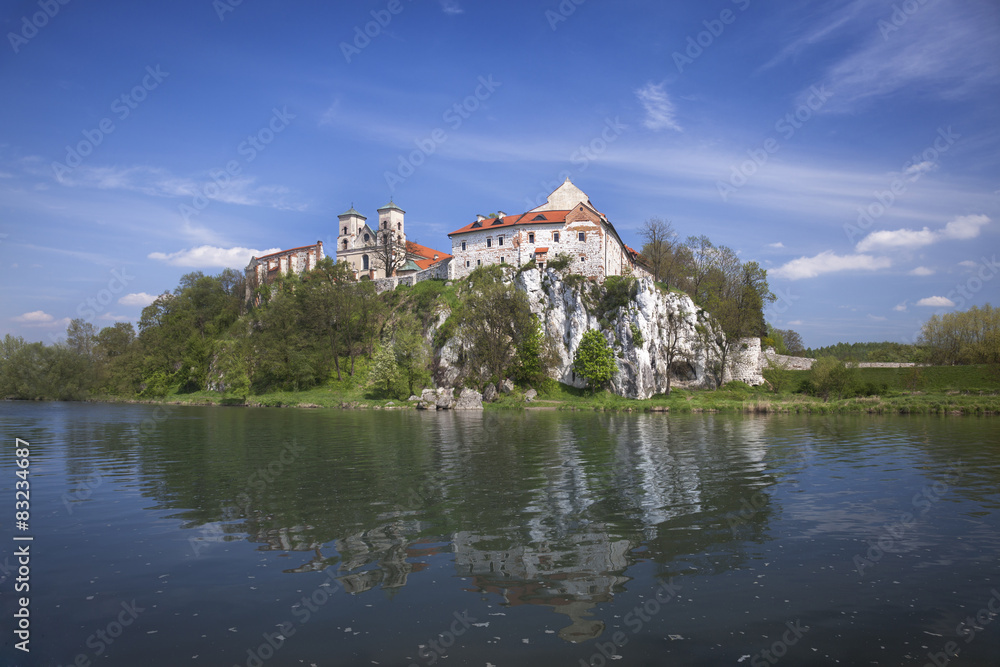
(431, 268), (764, 400)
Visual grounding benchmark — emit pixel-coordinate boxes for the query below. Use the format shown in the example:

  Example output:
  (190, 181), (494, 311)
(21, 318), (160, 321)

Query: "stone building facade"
(448, 179), (649, 280)
(335, 201), (449, 280)
(244, 241), (324, 302)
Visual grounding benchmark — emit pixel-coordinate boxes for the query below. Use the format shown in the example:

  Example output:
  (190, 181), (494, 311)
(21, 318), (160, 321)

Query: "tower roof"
(378, 199), (405, 214)
(339, 206), (366, 219)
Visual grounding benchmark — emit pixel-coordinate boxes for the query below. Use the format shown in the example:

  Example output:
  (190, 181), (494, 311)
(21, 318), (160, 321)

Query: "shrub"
(629, 323), (644, 348)
(573, 329), (617, 392)
(810, 356), (858, 400)
(547, 253), (572, 271)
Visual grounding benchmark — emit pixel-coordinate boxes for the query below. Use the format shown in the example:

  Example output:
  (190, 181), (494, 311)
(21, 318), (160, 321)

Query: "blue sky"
(1, 0), (998, 347)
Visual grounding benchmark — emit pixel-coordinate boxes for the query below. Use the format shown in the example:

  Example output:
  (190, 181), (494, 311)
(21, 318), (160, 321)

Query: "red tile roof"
(406, 240), (451, 270)
(448, 211), (570, 236)
(534, 247), (549, 254)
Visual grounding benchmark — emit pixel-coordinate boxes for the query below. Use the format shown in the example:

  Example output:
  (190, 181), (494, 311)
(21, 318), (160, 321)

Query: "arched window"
(397, 222), (401, 231)
(364, 233), (370, 243)
(343, 226), (347, 235)
(362, 255), (369, 270)
(342, 239), (347, 249)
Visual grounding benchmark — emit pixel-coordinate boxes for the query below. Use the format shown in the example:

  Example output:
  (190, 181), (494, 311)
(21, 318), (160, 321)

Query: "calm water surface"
(1, 402), (998, 666)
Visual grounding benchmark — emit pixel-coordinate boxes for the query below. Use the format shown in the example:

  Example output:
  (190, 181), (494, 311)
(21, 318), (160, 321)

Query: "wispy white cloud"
(856, 214), (990, 251)
(439, 0), (463, 15)
(118, 292), (159, 307)
(916, 295), (956, 307)
(811, 2), (1000, 112)
(635, 82), (681, 132)
(771, 250), (891, 280)
(51, 164), (307, 213)
(893, 301), (908, 312)
(767, 242), (785, 248)
(148, 245), (281, 269)
(12, 310), (70, 328)
(909, 266), (934, 276)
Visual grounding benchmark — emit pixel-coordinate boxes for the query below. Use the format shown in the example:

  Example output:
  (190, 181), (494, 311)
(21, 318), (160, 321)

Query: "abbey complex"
(244, 179), (650, 293)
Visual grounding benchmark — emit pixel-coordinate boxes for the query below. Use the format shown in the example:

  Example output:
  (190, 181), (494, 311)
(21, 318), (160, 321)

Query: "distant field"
(787, 364), (1000, 394)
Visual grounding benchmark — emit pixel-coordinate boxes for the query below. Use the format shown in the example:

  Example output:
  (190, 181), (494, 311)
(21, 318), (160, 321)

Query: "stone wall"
(759, 348), (918, 372)
(724, 337), (765, 385)
(372, 259), (451, 294)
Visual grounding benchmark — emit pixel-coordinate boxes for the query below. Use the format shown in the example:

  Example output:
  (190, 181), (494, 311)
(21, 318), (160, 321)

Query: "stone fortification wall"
(373, 259), (451, 294)
(724, 337), (765, 385)
(759, 349), (918, 371)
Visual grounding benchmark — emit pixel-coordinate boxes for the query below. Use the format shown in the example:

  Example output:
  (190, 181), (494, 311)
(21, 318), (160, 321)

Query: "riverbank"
(80, 366), (1000, 415)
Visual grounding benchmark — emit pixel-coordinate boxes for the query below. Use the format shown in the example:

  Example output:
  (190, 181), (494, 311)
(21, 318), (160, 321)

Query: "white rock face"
(432, 268), (763, 399)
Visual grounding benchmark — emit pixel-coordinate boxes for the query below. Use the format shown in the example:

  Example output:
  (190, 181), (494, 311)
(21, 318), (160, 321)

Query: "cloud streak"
(635, 82), (681, 132)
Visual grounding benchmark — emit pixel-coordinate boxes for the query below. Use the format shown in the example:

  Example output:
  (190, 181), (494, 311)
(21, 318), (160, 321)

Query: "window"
(578, 232), (585, 242)
(461, 241), (467, 251)
(580, 256), (585, 262)
(466, 260), (470, 267)
(364, 233), (370, 243)
(501, 257), (505, 263)
(342, 240), (347, 249)
(397, 222), (401, 231)
(343, 226), (347, 235)
(528, 232), (535, 243)
(486, 237), (492, 248)
(362, 255), (369, 270)
(498, 235), (504, 246)
(553, 232), (560, 243)
(477, 259), (482, 266)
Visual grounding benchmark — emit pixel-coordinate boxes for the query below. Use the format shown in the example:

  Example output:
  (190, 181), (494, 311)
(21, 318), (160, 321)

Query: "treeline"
(800, 341), (920, 363)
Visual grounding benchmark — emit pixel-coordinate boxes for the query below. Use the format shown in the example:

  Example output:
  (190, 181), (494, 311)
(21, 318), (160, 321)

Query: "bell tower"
(377, 200), (405, 244)
(338, 205), (366, 252)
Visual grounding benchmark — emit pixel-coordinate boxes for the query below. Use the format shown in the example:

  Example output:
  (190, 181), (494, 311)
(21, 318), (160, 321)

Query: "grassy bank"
(88, 365), (1000, 416)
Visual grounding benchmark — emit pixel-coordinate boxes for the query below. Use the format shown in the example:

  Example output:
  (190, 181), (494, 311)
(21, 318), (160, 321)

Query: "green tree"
(513, 314), (555, 389)
(809, 356), (857, 401)
(367, 337), (399, 398)
(392, 314), (429, 397)
(918, 304), (999, 365)
(573, 329), (616, 392)
(457, 265), (535, 392)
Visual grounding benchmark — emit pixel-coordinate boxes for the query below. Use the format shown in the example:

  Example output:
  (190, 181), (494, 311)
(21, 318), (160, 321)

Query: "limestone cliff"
(433, 268), (764, 399)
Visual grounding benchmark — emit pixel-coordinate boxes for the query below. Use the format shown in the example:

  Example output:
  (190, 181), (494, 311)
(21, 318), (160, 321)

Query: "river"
(1, 402), (998, 666)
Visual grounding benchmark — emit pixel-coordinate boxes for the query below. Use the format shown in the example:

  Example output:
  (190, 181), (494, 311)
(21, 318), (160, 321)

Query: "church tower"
(337, 205), (366, 252)
(377, 200), (405, 245)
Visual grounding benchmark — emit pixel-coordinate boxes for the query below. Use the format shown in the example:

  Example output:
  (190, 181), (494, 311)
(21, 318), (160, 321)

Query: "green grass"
(96, 364), (1000, 416)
